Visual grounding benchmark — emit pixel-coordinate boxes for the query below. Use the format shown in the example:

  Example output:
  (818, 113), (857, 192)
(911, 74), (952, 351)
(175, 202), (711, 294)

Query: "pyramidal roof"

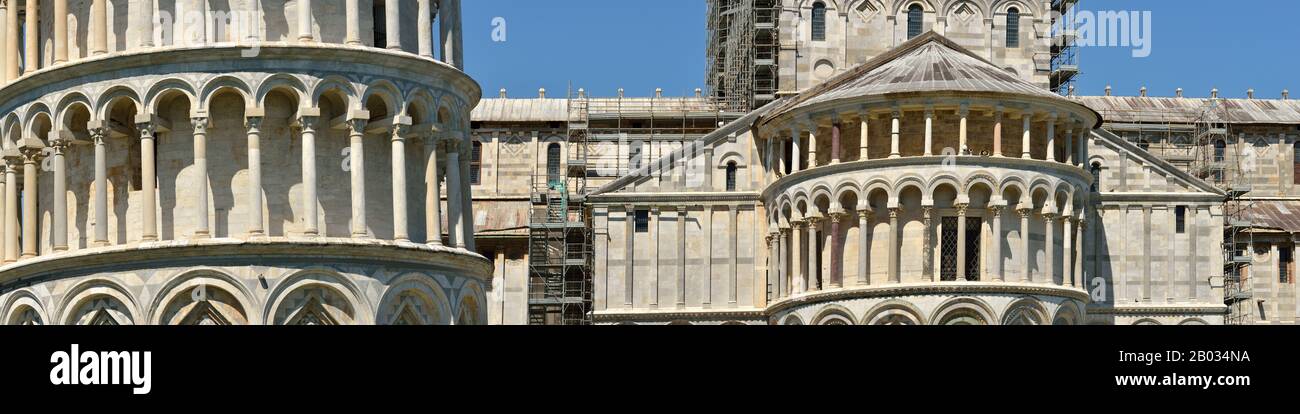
(767, 32), (1096, 124)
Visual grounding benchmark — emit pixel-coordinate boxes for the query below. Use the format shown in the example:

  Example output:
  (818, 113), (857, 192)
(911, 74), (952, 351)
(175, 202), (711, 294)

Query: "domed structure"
(757, 32), (1101, 325)
(0, 0), (491, 325)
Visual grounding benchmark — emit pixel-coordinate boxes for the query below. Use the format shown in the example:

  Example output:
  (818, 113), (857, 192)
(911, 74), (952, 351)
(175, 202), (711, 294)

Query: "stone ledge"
(766, 282), (1091, 315)
(0, 43), (480, 107)
(0, 237), (493, 285)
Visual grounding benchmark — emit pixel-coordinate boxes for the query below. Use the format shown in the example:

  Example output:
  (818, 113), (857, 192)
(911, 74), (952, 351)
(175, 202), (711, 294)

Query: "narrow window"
(1175, 206), (1186, 234)
(635, 210), (650, 233)
(1214, 139), (1226, 162)
(373, 0), (388, 47)
(940, 217), (958, 281)
(1006, 7), (1021, 48)
(629, 140), (643, 170)
(966, 217), (982, 281)
(907, 4), (924, 39)
(546, 143), (562, 185)
(1293, 141), (1300, 185)
(470, 141), (482, 185)
(1280, 247), (1294, 284)
(725, 162), (738, 191)
(811, 2), (827, 41)
(1090, 162), (1102, 192)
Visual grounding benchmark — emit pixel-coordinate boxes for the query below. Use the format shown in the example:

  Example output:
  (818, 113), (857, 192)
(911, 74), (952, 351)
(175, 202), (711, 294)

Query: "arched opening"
(811, 2), (827, 41)
(907, 4), (924, 39)
(546, 142), (562, 185)
(102, 96), (141, 244)
(470, 140), (482, 185)
(725, 161), (738, 191)
(1005, 7), (1021, 48)
(316, 89), (351, 237)
(1213, 139), (1226, 162)
(153, 90), (194, 242)
(206, 88), (248, 239)
(1090, 162), (1101, 192)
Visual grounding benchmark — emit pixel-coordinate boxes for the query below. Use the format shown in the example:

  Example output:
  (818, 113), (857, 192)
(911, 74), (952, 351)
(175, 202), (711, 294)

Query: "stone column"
(191, 117), (210, 238)
(91, 0), (107, 54)
(766, 232), (777, 301)
(386, 0), (402, 49)
(989, 206), (1004, 282)
(135, 0), (154, 47)
(54, 0), (67, 63)
(0, 1), (8, 83)
(418, 0), (434, 57)
(676, 206), (687, 306)
(956, 203), (969, 281)
(4, 0), (15, 80)
(0, 169), (4, 257)
(445, 140), (465, 247)
(1018, 206), (1032, 282)
(2, 157), (16, 261)
(958, 104), (969, 154)
(138, 121), (158, 241)
(299, 116), (318, 235)
(91, 127), (108, 245)
(440, 0), (463, 70)
(23, 0), (35, 74)
(888, 207), (901, 283)
(1046, 113), (1057, 162)
(791, 220), (805, 294)
(857, 208), (871, 285)
(391, 124), (410, 241)
(889, 110), (901, 158)
(347, 118), (368, 237)
(830, 120), (841, 164)
(50, 139), (69, 251)
(1064, 126), (1074, 165)
(19, 145), (41, 258)
(992, 107), (1004, 157)
(858, 110), (869, 160)
(298, 0), (314, 42)
(1064, 215), (1075, 287)
(425, 137), (443, 245)
(807, 123), (818, 168)
(1043, 211), (1056, 285)
(789, 125), (801, 173)
(345, 0), (362, 45)
(806, 216), (821, 291)
(1078, 217), (1088, 288)
(1078, 129), (1089, 167)
(922, 206), (934, 281)
(1021, 112), (1033, 159)
(246, 116), (264, 236)
(779, 227), (790, 297)
(728, 206), (739, 303)
(623, 206), (634, 305)
(828, 212), (844, 288)
(923, 107), (934, 156)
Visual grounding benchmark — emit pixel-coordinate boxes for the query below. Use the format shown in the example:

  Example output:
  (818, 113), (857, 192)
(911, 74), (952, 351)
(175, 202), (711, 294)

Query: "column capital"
(888, 207), (902, 219)
(18, 144), (45, 163)
(345, 118), (368, 135)
(48, 138), (73, 154)
(805, 215), (823, 226)
(1016, 206), (1033, 218)
(392, 123), (411, 142)
(190, 117), (210, 133)
(955, 203), (969, 216)
(245, 116), (264, 131)
(297, 115), (318, 132)
(1042, 211), (1057, 220)
(829, 211), (848, 223)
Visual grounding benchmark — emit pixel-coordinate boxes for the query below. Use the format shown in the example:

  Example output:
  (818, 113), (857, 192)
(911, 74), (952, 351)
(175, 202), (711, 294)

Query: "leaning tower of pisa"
(0, 0), (490, 325)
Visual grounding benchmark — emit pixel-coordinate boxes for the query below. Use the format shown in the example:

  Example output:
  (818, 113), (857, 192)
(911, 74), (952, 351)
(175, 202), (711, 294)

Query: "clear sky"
(463, 0), (1298, 100)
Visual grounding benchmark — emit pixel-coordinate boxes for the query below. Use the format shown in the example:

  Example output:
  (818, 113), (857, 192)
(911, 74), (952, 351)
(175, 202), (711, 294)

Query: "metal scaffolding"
(1049, 0), (1080, 95)
(526, 92), (594, 325)
(1188, 98), (1254, 324)
(706, 0), (778, 113)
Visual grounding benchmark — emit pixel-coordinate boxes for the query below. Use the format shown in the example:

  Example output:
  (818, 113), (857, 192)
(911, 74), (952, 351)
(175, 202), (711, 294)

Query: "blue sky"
(464, 0), (1298, 99)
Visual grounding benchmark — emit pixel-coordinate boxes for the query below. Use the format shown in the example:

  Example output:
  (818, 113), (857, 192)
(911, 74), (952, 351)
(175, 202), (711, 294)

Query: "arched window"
(907, 4), (924, 39)
(811, 2), (827, 41)
(1090, 162), (1102, 192)
(725, 162), (738, 191)
(1214, 139), (1226, 162)
(470, 141), (482, 185)
(1006, 7), (1021, 48)
(546, 143), (562, 185)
